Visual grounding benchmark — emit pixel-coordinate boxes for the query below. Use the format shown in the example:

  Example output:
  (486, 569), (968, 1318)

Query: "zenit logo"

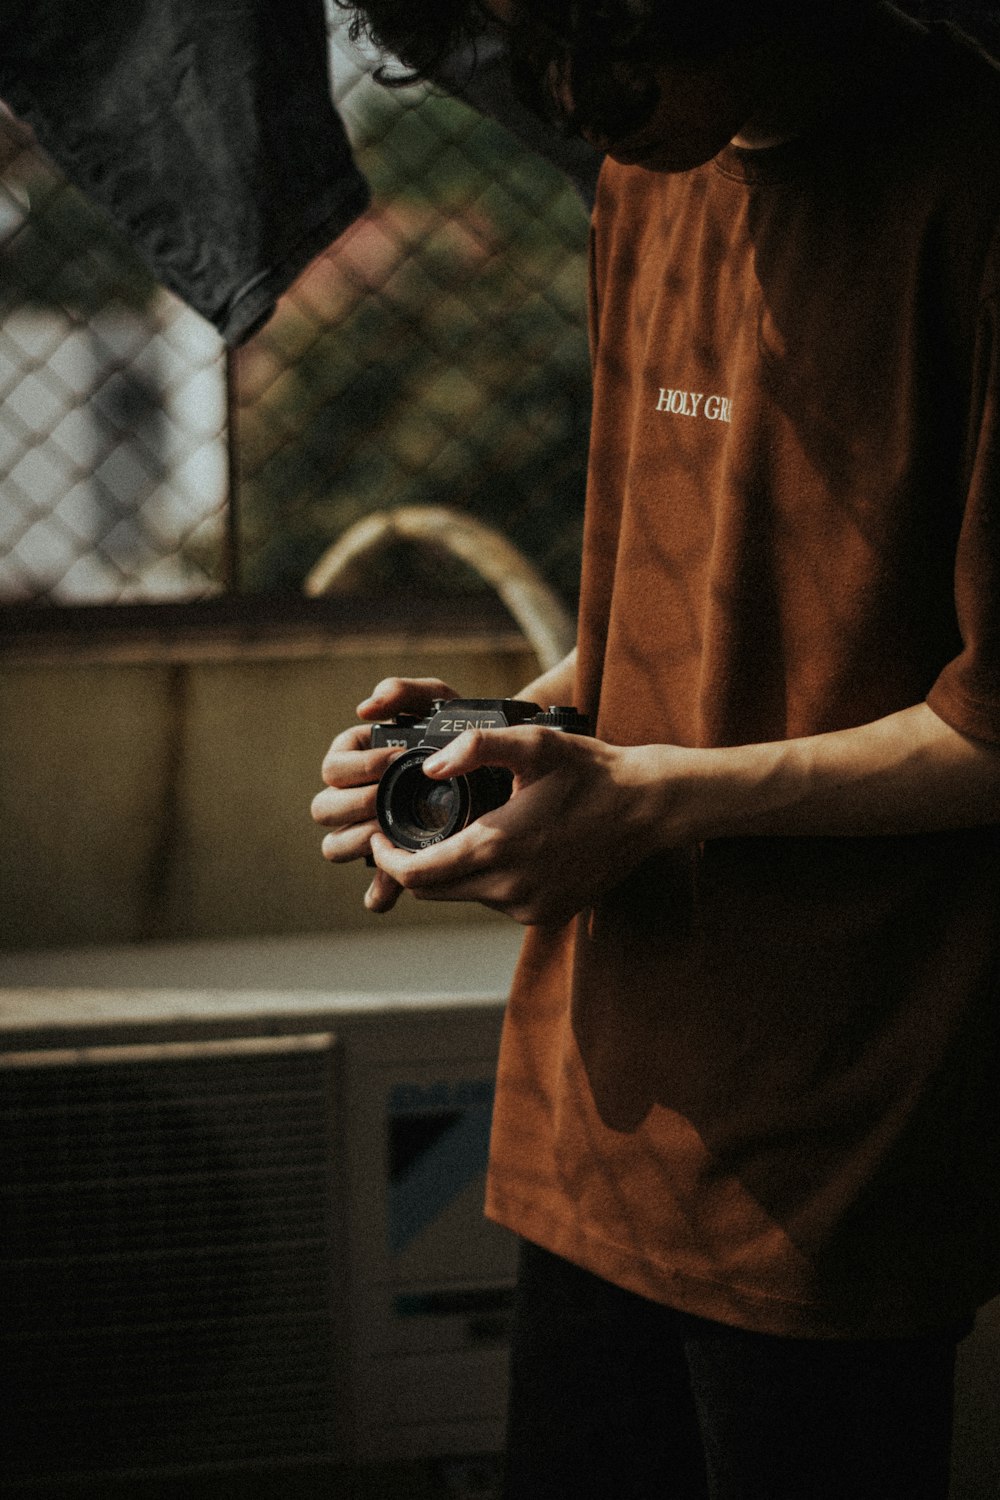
(655, 387), (732, 423)
(434, 715), (502, 734)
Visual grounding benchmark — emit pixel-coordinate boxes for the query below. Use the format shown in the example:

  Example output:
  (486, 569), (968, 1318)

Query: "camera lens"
(410, 777), (458, 834)
(376, 750), (469, 851)
(376, 748), (513, 851)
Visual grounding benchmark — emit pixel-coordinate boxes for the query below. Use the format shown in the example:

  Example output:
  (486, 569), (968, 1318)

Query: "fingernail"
(423, 752), (448, 774)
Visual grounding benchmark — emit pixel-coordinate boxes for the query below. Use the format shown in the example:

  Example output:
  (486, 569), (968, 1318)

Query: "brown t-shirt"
(486, 11), (1000, 1338)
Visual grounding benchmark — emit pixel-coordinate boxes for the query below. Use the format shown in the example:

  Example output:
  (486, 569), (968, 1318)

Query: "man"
(312, 2), (1000, 1493)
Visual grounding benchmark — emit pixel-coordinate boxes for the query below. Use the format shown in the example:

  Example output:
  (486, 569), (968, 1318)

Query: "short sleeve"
(927, 282), (1000, 742)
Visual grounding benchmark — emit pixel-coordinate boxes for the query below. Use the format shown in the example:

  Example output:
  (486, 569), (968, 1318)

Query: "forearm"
(638, 702), (1000, 848)
(515, 647), (578, 708)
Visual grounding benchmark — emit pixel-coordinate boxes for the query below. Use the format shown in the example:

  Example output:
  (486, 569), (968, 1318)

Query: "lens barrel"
(376, 747), (513, 851)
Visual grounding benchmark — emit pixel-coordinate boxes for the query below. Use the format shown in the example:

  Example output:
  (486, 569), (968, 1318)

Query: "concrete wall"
(0, 629), (537, 950)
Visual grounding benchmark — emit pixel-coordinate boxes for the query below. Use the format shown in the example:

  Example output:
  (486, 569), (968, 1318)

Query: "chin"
(607, 138), (730, 172)
(603, 115), (741, 173)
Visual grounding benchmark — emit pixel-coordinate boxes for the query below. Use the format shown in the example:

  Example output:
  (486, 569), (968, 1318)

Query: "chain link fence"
(0, 109), (230, 605)
(0, 20), (592, 612)
(8, 4), (995, 615)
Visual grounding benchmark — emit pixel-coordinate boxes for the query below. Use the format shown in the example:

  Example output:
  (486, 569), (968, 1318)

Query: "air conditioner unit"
(0, 924), (523, 1491)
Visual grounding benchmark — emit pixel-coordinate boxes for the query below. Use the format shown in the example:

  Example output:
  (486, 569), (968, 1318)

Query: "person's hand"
(368, 722), (667, 926)
(311, 676), (459, 912)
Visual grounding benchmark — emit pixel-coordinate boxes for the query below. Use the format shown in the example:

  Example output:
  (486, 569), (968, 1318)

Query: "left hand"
(368, 724), (663, 926)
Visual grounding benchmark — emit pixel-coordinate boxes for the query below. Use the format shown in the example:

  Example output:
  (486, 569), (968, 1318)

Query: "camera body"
(371, 698), (590, 851)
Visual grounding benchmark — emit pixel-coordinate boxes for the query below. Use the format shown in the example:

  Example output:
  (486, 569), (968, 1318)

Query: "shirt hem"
(485, 1191), (986, 1341)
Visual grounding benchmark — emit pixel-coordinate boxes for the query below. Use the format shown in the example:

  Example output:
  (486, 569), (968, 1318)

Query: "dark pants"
(503, 1240), (967, 1500)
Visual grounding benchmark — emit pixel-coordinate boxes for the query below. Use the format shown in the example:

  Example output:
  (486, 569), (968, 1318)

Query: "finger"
(322, 722), (371, 759)
(356, 677), (459, 721)
(311, 782), (378, 828)
(320, 819), (380, 864)
(364, 868), (403, 914)
(368, 832), (539, 920)
(381, 862), (526, 915)
(320, 741), (401, 790)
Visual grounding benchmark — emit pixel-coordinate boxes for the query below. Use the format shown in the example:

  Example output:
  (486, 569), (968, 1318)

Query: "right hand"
(310, 676), (460, 913)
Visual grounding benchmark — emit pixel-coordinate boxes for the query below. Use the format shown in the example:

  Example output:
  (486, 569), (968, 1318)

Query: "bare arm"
(514, 647), (578, 708)
(640, 702), (1000, 843)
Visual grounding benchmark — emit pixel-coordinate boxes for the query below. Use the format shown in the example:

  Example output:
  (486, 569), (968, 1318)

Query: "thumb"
(422, 726), (541, 781)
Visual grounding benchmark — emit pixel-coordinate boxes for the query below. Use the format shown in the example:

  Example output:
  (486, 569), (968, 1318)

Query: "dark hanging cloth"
(0, 1), (602, 347)
(0, 0), (371, 346)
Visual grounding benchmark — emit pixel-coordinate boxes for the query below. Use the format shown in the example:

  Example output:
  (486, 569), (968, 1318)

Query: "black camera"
(371, 698), (590, 851)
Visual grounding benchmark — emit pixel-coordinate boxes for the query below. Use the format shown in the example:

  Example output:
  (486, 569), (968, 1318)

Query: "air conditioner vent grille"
(0, 1037), (343, 1483)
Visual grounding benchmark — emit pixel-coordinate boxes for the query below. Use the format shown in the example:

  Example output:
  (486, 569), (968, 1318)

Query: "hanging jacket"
(0, 0), (600, 347)
(0, 0), (370, 345)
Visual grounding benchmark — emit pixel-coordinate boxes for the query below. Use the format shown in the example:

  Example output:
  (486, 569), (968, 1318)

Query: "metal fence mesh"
(0, 20), (592, 611)
(0, 113), (230, 605)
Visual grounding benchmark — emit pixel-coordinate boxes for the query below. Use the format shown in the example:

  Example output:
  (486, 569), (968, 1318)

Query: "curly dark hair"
(334, 0), (491, 84)
(334, 1), (867, 145)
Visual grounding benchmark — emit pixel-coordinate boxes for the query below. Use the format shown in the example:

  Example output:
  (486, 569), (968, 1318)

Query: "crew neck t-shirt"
(486, 10), (1000, 1339)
